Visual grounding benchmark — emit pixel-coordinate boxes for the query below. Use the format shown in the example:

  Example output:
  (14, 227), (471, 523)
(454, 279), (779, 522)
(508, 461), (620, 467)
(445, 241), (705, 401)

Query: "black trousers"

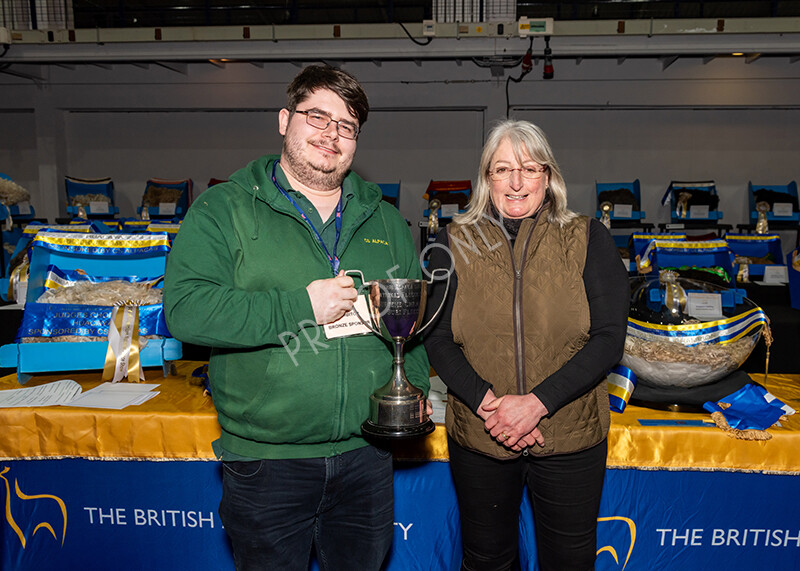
(448, 437), (607, 571)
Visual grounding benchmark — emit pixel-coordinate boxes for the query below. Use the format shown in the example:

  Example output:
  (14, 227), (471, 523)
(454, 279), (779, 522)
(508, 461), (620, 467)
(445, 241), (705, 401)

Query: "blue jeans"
(219, 445), (394, 571)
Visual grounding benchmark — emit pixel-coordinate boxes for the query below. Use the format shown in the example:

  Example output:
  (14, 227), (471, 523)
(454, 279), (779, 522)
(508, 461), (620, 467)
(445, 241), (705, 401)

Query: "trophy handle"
(343, 269), (385, 338)
(417, 268), (451, 337)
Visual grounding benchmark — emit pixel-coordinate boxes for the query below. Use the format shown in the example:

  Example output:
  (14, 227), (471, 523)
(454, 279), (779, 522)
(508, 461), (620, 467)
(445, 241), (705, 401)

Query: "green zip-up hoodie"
(164, 155), (429, 459)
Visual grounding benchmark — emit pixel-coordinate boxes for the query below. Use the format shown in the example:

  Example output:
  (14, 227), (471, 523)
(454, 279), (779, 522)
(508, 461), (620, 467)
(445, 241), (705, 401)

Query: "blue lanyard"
(271, 160), (343, 276)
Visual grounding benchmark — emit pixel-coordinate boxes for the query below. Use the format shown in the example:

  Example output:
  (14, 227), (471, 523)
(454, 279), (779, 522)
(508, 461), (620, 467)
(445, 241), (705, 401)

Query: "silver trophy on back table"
(346, 269), (450, 439)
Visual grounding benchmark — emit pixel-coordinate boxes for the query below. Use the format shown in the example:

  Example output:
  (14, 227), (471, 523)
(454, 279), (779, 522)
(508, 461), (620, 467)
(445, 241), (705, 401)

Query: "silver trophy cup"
(346, 269), (450, 438)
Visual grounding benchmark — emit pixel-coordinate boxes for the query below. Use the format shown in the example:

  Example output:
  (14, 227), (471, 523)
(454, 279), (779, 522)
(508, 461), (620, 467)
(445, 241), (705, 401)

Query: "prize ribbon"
(608, 365), (637, 413)
(16, 303), (169, 340)
(122, 220), (152, 232)
(31, 232), (171, 256)
(703, 384), (795, 431)
(8, 259), (29, 303)
(102, 302), (145, 382)
(146, 222), (181, 232)
(655, 239), (729, 253)
(676, 192), (691, 218)
(726, 233), (781, 244)
(627, 307), (767, 347)
(638, 239), (689, 270)
(23, 223), (95, 235)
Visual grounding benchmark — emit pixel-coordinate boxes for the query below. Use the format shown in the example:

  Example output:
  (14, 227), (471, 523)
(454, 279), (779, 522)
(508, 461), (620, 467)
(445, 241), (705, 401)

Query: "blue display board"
(1, 459), (798, 570)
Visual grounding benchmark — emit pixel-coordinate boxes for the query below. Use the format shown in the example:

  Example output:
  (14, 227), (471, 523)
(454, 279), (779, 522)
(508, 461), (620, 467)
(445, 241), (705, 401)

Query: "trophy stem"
(361, 336), (434, 439)
(391, 339), (406, 391)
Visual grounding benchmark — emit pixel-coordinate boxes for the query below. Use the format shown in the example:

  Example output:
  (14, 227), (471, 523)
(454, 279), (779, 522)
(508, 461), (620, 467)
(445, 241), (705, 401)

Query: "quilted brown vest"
(445, 211), (610, 458)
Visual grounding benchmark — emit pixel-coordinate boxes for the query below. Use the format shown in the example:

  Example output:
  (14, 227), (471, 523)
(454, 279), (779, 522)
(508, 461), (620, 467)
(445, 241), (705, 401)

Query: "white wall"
(1, 55), (799, 250)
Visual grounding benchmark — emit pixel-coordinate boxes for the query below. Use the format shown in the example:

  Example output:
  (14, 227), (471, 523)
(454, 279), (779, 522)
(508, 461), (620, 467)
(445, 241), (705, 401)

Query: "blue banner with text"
(1, 459), (797, 570)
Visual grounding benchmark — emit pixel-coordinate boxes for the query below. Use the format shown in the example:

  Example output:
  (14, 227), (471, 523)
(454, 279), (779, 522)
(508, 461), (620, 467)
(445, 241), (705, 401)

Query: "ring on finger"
(500, 432), (509, 441)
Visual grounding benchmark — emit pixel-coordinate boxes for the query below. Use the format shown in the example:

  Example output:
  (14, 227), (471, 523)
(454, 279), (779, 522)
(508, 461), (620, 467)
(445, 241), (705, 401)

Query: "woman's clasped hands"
(479, 389), (548, 452)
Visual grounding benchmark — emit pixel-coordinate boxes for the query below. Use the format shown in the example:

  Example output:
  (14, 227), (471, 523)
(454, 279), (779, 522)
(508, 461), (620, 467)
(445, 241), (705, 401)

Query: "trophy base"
(361, 419), (435, 440)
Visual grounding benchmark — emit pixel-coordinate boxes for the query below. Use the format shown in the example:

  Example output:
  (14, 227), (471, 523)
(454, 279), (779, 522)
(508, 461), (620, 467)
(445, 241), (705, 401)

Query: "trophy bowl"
(622, 273), (766, 389)
(347, 270), (449, 439)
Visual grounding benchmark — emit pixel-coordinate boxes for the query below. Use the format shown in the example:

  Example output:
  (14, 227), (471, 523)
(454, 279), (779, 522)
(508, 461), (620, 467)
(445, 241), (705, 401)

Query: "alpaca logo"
(596, 516), (636, 570)
(0, 466), (67, 548)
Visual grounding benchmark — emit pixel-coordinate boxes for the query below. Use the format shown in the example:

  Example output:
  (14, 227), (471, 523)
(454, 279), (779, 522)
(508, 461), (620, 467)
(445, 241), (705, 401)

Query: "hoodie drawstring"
(250, 185), (260, 240)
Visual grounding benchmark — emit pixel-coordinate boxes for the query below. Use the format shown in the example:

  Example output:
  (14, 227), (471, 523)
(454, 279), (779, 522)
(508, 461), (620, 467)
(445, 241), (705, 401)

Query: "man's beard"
(281, 135), (351, 191)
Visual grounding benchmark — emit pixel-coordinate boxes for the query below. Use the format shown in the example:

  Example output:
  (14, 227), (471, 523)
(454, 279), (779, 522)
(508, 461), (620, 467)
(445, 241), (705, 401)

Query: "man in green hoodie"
(164, 65), (429, 570)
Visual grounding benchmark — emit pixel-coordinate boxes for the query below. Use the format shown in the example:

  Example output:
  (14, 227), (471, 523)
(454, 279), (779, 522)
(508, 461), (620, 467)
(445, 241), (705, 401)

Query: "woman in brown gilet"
(423, 120), (629, 571)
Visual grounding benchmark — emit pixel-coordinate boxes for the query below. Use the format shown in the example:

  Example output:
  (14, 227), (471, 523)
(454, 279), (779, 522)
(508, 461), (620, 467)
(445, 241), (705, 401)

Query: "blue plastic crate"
(0, 339), (182, 384)
(645, 239), (735, 285)
(0, 173), (36, 222)
(25, 232), (169, 303)
(65, 176), (119, 218)
(662, 180), (723, 223)
(6, 202), (37, 221)
(378, 182), (401, 209)
(726, 233), (783, 279)
(2, 223), (105, 301)
(422, 180), (472, 218)
(136, 178), (193, 219)
(648, 283), (745, 308)
(748, 181), (799, 222)
(0, 231), (181, 383)
(595, 179), (646, 221)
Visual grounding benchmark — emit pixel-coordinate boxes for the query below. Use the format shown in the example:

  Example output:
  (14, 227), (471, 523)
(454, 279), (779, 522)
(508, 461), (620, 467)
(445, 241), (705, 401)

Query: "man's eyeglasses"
(488, 166), (548, 181)
(295, 109), (359, 140)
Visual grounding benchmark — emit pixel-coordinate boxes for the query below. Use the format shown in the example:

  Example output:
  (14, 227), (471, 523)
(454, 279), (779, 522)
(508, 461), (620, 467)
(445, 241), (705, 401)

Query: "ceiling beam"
(660, 55), (679, 70)
(154, 62), (188, 75)
(4, 25), (800, 64)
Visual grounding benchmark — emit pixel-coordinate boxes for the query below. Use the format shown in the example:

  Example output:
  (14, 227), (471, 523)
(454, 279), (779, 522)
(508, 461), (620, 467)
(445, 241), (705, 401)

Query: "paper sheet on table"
(0, 379), (83, 407)
(64, 382), (161, 410)
(428, 375), (448, 424)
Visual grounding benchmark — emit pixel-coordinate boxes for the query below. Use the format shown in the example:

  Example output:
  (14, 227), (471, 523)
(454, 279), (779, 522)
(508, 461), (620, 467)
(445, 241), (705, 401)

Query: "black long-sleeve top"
(422, 217), (630, 416)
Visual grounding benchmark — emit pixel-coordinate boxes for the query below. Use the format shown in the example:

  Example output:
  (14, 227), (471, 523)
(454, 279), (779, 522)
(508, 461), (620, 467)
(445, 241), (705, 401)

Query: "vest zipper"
(512, 263), (524, 395)
(510, 218), (538, 396)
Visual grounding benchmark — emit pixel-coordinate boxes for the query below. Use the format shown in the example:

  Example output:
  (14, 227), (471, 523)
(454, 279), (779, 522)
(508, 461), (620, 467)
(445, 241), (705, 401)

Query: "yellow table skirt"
(0, 361), (220, 460)
(1, 363), (798, 473)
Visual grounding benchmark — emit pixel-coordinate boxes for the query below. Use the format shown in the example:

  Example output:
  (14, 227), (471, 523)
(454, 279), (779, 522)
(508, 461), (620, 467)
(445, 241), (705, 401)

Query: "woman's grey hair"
(454, 120), (576, 226)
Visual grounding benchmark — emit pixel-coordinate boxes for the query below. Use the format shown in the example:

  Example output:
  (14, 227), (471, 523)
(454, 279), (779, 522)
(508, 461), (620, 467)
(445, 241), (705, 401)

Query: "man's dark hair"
(286, 65), (369, 128)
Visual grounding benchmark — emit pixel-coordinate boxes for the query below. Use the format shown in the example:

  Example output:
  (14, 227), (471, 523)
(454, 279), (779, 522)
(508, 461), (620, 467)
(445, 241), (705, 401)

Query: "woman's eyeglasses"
(488, 166), (548, 181)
